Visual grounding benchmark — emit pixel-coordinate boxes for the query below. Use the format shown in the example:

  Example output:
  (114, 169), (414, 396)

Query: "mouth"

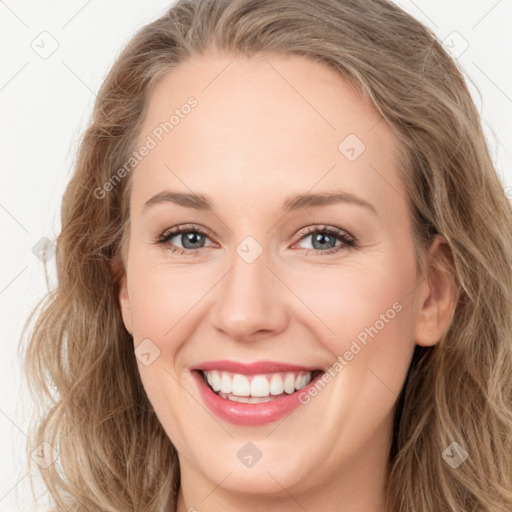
(198, 369), (324, 403)
(191, 361), (325, 426)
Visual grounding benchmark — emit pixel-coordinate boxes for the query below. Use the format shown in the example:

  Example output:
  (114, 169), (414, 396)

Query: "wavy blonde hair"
(20, 0), (512, 510)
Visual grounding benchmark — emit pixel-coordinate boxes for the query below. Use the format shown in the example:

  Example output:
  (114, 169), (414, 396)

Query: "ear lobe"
(414, 235), (457, 347)
(111, 257), (133, 335)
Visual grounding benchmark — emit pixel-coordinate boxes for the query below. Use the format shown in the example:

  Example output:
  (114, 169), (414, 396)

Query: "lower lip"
(192, 370), (322, 426)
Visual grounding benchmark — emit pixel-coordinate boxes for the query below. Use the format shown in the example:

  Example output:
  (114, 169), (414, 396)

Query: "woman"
(22, 0), (512, 510)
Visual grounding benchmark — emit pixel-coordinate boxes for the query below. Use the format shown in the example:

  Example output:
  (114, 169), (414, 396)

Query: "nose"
(208, 248), (289, 343)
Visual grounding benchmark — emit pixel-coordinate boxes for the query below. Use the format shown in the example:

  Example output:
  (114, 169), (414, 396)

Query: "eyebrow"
(143, 189), (377, 215)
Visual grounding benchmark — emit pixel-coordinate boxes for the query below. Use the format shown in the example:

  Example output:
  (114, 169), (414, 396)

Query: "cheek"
(127, 223), (417, 340)
(295, 257), (417, 445)
(291, 259), (415, 354)
(125, 256), (206, 443)
(127, 239), (417, 359)
(302, 250), (417, 400)
(126, 256), (212, 343)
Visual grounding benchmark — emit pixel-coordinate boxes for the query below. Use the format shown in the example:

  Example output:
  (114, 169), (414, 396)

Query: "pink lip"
(192, 361), (323, 426)
(194, 360), (319, 375)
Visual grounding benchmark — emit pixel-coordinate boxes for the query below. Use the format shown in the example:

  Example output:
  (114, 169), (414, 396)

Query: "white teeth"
(269, 373), (284, 395)
(296, 374), (309, 389)
(218, 393), (275, 403)
(206, 370), (222, 392)
(284, 373), (296, 394)
(203, 370), (314, 398)
(250, 375), (270, 397)
(220, 373), (232, 394)
(232, 374), (251, 396)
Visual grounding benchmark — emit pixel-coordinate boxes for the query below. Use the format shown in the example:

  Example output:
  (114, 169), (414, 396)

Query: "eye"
(153, 224), (215, 255)
(153, 223), (356, 256)
(293, 225), (356, 255)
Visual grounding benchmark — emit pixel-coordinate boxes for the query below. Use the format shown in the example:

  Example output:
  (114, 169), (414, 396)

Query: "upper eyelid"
(158, 224), (355, 246)
(295, 224), (353, 239)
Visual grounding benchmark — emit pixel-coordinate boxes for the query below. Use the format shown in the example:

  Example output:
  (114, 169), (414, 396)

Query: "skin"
(118, 49), (455, 512)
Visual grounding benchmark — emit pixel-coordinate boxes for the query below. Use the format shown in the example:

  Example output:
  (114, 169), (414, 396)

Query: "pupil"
(313, 232), (335, 250)
(183, 232), (204, 249)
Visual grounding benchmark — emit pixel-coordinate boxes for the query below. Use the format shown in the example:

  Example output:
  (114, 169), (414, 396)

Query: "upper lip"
(193, 360), (321, 375)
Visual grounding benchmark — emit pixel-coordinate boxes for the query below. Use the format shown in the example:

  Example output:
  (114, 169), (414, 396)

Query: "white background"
(1, 1), (511, 510)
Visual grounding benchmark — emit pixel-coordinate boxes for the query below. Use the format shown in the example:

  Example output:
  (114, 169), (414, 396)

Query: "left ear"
(111, 255), (133, 336)
(414, 234), (457, 347)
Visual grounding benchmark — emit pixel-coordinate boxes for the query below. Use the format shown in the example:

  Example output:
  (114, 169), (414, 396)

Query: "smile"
(192, 361), (324, 425)
(201, 370), (315, 403)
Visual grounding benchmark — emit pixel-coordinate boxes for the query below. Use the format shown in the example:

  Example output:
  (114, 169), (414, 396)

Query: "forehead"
(130, 51), (406, 223)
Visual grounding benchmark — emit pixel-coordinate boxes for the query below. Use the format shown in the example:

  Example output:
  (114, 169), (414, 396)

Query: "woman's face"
(119, 51), (436, 508)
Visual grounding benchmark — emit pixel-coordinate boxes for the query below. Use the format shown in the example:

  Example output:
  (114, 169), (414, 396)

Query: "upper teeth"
(203, 370), (312, 397)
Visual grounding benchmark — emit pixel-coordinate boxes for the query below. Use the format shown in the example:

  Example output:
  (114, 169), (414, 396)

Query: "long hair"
(20, 0), (512, 510)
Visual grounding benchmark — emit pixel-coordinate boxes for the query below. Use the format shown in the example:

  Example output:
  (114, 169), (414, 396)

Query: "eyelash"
(153, 223), (356, 256)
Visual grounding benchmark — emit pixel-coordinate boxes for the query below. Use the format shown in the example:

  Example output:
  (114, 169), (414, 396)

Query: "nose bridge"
(209, 237), (287, 341)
